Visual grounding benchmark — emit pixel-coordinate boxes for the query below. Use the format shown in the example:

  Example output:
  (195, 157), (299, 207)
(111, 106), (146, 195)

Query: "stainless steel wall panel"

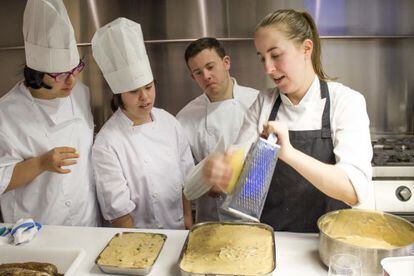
(322, 38), (414, 134)
(0, 0), (413, 134)
(0, 1), (25, 47)
(3, 0), (414, 44)
(306, 0), (414, 36)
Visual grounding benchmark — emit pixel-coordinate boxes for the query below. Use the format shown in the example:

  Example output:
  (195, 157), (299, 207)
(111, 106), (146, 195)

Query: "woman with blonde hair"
(184, 9), (372, 232)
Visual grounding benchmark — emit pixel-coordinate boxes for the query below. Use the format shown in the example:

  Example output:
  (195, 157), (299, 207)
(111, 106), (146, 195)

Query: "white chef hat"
(91, 17), (153, 94)
(23, 0), (80, 73)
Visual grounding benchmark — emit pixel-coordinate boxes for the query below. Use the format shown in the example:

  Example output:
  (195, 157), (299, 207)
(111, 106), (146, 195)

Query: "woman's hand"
(264, 121), (357, 205)
(184, 213), (193, 230)
(263, 121), (293, 161)
(40, 147), (79, 174)
(202, 153), (233, 193)
(110, 214), (134, 228)
(182, 194), (193, 229)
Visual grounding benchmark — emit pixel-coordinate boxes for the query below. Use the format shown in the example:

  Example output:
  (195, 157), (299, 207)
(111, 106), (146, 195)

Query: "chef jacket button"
(152, 193), (158, 199)
(45, 133), (49, 137)
(65, 200), (71, 207)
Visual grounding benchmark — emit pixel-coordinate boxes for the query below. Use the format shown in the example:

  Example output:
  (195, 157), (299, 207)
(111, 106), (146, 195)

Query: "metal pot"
(317, 209), (414, 276)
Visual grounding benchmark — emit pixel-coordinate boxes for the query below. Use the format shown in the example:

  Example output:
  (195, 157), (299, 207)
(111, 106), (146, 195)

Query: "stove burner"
(372, 137), (414, 166)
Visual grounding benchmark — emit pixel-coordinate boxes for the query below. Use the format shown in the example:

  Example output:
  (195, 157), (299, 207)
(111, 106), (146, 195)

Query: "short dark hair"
(23, 66), (52, 89)
(184, 37), (226, 64)
(110, 93), (124, 112)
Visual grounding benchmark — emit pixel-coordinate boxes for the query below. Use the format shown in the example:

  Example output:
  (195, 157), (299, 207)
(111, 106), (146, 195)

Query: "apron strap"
(268, 79), (332, 139)
(319, 79), (332, 139)
(268, 94), (282, 121)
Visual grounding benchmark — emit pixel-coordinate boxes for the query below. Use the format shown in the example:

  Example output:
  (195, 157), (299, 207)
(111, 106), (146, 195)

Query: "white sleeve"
(332, 91), (373, 206)
(92, 144), (135, 221)
(183, 137), (226, 200)
(0, 132), (23, 195)
(235, 92), (262, 146)
(175, 120), (195, 188)
(183, 159), (211, 200)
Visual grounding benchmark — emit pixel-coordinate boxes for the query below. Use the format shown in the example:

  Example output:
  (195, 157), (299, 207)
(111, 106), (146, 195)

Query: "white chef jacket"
(92, 108), (194, 229)
(177, 78), (258, 222)
(0, 81), (100, 226)
(176, 78), (258, 164)
(185, 76), (373, 207)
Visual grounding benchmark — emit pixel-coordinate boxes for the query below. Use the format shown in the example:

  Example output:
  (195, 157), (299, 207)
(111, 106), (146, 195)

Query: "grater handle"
(267, 133), (278, 144)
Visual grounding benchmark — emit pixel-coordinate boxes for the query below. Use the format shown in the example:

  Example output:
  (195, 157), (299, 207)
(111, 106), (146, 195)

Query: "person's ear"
(303, 39), (313, 59)
(223, 55), (231, 70)
(186, 63), (196, 80)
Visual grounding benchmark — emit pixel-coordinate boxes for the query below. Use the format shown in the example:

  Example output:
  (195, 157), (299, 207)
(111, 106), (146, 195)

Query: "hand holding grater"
(220, 134), (280, 222)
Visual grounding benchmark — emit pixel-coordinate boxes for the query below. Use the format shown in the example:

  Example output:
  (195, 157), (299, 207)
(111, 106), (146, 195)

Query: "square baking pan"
(178, 221), (276, 276)
(95, 232), (167, 275)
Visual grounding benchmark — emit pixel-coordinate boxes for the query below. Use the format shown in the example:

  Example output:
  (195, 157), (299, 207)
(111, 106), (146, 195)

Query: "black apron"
(261, 79), (349, 233)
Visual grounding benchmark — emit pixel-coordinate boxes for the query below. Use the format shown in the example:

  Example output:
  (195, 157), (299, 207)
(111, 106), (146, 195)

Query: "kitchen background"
(0, 0), (413, 135)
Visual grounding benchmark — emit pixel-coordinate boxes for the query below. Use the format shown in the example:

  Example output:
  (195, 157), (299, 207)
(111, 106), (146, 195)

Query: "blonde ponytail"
(256, 9), (334, 81)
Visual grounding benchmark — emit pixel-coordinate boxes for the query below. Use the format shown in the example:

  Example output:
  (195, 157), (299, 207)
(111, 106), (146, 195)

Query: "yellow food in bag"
(225, 148), (245, 194)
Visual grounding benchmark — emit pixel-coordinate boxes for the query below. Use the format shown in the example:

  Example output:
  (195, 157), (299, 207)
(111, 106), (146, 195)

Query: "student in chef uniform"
(0, 0), (99, 226)
(184, 9), (373, 232)
(176, 38), (259, 222)
(91, 18), (194, 229)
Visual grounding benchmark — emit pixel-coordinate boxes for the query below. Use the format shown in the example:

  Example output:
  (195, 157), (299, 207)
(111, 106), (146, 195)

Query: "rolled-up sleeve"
(332, 91), (373, 206)
(183, 158), (211, 200)
(0, 132), (23, 195)
(183, 138), (227, 200)
(235, 91), (264, 145)
(92, 145), (135, 221)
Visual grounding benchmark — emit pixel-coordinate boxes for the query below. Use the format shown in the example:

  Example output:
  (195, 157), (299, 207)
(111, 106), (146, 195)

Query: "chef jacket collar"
(19, 81), (67, 110)
(116, 107), (155, 129)
(202, 77), (241, 104)
(20, 80), (80, 117)
(19, 81), (36, 104)
(279, 75), (320, 107)
(18, 81), (79, 125)
(232, 78), (247, 102)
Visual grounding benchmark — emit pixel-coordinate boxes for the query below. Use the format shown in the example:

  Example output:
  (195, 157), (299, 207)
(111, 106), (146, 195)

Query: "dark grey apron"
(261, 79), (349, 233)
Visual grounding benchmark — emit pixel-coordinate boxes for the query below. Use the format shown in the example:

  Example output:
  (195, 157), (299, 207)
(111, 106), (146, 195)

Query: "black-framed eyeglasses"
(46, 60), (86, 82)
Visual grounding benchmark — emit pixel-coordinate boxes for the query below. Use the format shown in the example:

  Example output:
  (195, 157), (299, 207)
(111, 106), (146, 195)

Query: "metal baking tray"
(178, 221), (276, 276)
(95, 232), (167, 275)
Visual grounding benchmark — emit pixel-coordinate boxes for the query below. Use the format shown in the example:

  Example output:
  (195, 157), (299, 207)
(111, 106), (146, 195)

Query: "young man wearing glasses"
(0, 0), (100, 226)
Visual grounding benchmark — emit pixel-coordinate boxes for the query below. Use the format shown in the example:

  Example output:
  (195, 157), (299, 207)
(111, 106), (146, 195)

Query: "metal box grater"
(220, 135), (280, 222)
